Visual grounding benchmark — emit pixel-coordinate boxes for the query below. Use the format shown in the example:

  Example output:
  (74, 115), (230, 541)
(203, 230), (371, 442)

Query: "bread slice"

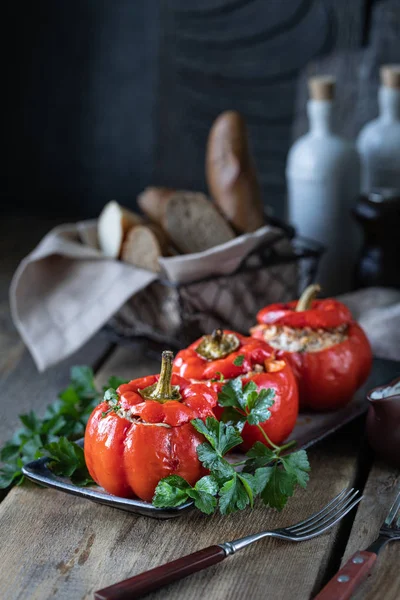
(98, 200), (142, 258)
(137, 187), (176, 224)
(121, 224), (168, 272)
(161, 191), (235, 254)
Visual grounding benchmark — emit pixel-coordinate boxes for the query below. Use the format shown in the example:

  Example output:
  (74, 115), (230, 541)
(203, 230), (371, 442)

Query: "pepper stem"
(295, 284), (321, 312)
(211, 328), (223, 344)
(139, 350), (181, 402)
(195, 329), (240, 361)
(153, 350), (174, 399)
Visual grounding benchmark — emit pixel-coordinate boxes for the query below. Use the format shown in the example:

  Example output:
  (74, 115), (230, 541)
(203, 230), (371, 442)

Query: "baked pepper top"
(173, 328), (274, 381)
(256, 284), (352, 330)
(84, 351), (217, 501)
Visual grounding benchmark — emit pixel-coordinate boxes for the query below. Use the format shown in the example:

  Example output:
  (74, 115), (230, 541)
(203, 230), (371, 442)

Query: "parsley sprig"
(153, 378), (310, 514)
(0, 367), (127, 489)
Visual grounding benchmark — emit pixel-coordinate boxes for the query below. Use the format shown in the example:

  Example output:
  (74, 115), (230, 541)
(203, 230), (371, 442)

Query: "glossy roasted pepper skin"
(173, 330), (299, 449)
(84, 362), (217, 502)
(173, 330), (274, 381)
(252, 293), (372, 411)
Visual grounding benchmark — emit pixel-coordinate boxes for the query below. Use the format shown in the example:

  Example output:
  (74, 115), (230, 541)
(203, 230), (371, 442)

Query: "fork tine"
(291, 489), (357, 534)
(385, 490), (400, 528)
(289, 488), (353, 533)
(297, 493), (362, 538)
(296, 490), (360, 535)
(287, 488), (349, 532)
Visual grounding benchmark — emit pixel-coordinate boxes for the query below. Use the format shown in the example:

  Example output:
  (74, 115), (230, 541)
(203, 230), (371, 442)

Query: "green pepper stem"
(211, 328), (223, 344)
(139, 350), (181, 402)
(153, 350), (174, 399)
(295, 284), (321, 312)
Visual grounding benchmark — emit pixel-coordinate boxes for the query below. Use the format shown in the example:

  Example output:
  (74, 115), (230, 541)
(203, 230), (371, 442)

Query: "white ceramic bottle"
(286, 76), (360, 296)
(357, 65), (400, 193)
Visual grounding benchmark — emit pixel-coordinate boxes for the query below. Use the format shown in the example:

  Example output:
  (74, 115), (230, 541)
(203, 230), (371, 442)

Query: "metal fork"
(315, 485), (400, 599)
(94, 487), (361, 600)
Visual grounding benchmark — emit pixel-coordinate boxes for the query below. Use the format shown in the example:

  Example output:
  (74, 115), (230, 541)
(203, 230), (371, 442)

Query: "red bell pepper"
(251, 284), (372, 411)
(173, 329), (299, 449)
(173, 328), (274, 381)
(84, 351), (217, 502)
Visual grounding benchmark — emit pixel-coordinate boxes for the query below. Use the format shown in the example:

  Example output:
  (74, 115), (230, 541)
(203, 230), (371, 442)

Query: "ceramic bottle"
(357, 65), (400, 193)
(286, 76), (360, 296)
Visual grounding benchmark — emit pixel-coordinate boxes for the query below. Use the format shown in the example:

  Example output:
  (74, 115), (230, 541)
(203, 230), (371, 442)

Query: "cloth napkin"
(10, 220), (286, 371)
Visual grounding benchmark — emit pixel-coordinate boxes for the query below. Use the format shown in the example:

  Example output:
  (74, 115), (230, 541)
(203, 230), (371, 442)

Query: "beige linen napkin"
(10, 220), (287, 371)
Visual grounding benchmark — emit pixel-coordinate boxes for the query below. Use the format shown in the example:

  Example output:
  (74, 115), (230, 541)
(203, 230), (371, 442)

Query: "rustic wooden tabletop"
(0, 216), (399, 600)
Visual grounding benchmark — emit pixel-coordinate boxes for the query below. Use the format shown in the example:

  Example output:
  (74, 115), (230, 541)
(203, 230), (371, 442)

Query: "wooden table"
(0, 217), (399, 600)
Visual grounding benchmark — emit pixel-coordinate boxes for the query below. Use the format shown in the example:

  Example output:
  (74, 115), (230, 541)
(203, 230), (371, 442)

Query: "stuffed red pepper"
(84, 351), (217, 501)
(251, 284), (372, 411)
(173, 329), (299, 449)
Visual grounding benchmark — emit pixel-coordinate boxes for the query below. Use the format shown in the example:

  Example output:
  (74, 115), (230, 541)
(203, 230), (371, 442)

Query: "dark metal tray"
(22, 358), (399, 519)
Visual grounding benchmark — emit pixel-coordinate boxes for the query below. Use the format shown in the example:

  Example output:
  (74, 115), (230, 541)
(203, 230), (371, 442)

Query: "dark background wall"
(2, 0), (382, 219)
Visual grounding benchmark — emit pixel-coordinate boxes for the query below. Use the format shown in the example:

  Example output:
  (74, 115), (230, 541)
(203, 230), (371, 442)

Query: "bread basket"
(104, 217), (324, 352)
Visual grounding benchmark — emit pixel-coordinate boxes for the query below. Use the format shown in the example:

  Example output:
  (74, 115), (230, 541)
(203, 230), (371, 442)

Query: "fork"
(314, 486), (400, 599)
(94, 487), (361, 600)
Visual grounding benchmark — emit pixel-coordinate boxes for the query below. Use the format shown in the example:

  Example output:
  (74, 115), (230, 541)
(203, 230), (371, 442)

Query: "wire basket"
(104, 219), (324, 352)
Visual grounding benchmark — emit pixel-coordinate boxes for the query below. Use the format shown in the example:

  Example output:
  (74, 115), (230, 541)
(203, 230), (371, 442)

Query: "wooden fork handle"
(94, 545), (227, 600)
(314, 550), (377, 600)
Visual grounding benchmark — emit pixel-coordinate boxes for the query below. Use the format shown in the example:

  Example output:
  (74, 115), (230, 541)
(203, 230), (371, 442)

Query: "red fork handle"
(314, 550), (377, 600)
(94, 545), (227, 600)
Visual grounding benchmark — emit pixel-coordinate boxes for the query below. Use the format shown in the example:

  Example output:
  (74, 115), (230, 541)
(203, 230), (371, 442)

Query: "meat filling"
(259, 324), (349, 353)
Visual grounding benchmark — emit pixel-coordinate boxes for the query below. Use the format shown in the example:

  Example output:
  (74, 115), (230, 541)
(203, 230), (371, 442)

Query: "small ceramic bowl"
(366, 375), (400, 468)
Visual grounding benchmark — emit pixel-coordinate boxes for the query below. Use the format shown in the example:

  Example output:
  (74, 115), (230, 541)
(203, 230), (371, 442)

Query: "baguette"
(161, 191), (235, 254)
(98, 200), (142, 258)
(121, 224), (168, 272)
(137, 187), (176, 224)
(206, 111), (264, 233)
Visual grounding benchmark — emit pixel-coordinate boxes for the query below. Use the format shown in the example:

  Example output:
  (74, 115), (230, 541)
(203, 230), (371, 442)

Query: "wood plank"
(339, 462), (399, 600)
(0, 345), (367, 600)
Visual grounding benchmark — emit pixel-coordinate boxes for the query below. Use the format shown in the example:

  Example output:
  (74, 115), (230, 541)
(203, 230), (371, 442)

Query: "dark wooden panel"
(2, 0), (370, 219)
(3, 0), (160, 217)
(154, 0), (337, 217)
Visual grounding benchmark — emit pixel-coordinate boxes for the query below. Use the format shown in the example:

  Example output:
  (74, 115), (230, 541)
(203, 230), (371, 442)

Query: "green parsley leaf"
(0, 365), (126, 489)
(244, 441), (275, 470)
(246, 388), (275, 425)
(152, 475), (191, 508)
(44, 438), (94, 486)
(187, 476), (219, 514)
(191, 417), (242, 456)
(281, 450), (310, 489)
(219, 473), (250, 514)
(217, 377), (275, 426)
(217, 378), (247, 411)
(196, 443), (235, 482)
(260, 465), (295, 511)
(233, 354), (245, 367)
(0, 462), (22, 489)
(104, 388), (119, 404)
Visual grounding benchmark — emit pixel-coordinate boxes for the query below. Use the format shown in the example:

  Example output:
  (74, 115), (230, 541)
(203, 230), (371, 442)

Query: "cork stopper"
(308, 76), (336, 101)
(380, 65), (400, 89)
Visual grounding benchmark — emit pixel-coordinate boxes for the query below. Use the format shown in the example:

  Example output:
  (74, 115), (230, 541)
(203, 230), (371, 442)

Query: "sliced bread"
(121, 224), (168, 272)
(161, 191), (235, 254)
(137, 187), (175, 224)
(98, 200), (142, 258)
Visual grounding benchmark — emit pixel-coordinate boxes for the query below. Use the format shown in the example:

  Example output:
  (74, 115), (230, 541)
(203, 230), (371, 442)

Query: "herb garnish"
(232, 354), (245, 367)
(0, 367), (127, 489)
(153, 378), (310, 514)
